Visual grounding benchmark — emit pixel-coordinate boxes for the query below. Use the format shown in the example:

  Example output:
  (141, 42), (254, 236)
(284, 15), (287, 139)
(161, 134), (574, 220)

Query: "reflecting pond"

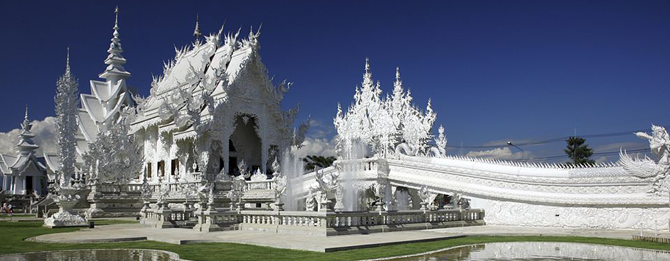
(0, 249), (183, 261)
(386, 242), (670, 261)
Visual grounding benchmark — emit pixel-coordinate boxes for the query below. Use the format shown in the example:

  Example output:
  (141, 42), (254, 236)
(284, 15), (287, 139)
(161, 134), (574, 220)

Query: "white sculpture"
(620, 124), (670, 194)
(250, 168), (267, 181)
(273, 171), (288, 211)
(314, 169), (340, 211)
(418, 185), (433, 211)
(54, 48), (79, 187)
(334, 60), (436, 159)
(305, 189), (317, 212)
(428, 125), (448, 157)
(156, 181), (171, 210)
(226, 176), (245, 212)
(82, 107), (143, 185)
(45, 50), (88, 228)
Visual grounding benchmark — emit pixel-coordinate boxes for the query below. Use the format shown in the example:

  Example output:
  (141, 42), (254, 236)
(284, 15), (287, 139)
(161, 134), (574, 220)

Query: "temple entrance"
(26, 176), (33, 195)
(229, 114), (262, 175)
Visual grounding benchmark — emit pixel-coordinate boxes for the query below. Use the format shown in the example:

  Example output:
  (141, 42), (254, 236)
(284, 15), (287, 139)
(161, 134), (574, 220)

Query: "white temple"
(0, 107), (48, 196)
(75, 7), (135, 168)
(29, 7), (670, 233)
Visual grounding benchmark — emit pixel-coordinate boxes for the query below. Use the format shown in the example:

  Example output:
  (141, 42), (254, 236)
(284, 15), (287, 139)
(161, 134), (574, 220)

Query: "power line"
(447, 125), (666, 149)
(517, 148), (650, 162)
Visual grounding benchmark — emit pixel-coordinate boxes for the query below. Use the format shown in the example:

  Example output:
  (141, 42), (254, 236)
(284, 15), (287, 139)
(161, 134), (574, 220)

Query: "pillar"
(223, 137), (230, 174)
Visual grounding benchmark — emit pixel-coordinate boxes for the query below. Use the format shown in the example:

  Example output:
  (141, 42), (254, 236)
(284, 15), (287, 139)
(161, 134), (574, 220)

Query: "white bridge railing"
(233, 208), (484, 235)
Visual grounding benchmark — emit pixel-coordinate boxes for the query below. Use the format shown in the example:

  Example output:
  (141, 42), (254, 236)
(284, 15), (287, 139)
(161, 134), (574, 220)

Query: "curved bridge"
(294, 155), (669, 230)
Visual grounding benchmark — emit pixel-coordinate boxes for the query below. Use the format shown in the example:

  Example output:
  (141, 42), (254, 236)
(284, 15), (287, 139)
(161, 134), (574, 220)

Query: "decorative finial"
(24, 105), (29, 122)
(65, 47), (71, 74)
(365, 57), (370, 72)
(395, 67), (400, 80)
(114, 6), (119, 30)
(193, 13), (202, 39)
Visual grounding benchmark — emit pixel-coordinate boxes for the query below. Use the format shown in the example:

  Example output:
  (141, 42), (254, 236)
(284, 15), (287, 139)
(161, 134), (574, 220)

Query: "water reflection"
(388, 242), (670, 261)
(0, 249), (182, 261)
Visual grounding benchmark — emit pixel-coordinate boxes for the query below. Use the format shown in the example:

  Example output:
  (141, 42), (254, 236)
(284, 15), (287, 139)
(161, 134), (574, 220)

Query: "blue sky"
(0, 1), (668, 162)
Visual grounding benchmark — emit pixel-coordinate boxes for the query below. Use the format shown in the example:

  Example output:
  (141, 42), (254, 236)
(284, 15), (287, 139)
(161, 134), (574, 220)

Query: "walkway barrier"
(230, 208), (485, 236)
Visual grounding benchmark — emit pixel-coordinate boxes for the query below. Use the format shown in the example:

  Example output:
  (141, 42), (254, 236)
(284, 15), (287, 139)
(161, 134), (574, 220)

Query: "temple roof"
(44, 153), (62, 173)
(131, 32), (253, 130)
(0, 154), (13, 174)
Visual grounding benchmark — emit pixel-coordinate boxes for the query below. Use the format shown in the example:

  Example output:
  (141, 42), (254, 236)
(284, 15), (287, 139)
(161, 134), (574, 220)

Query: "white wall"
(470, 196), (670, 230)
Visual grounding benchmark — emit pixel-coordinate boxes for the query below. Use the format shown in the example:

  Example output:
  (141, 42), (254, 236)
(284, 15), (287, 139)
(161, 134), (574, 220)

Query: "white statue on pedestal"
(271, 158), (287, 211)
(44, 49), (88, 228)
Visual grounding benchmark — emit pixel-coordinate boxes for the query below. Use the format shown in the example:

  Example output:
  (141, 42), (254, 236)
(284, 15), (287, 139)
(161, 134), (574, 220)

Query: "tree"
(54, 49), (79, 187)
(564, 137), (595, 165)
(303, 155), (336, 171)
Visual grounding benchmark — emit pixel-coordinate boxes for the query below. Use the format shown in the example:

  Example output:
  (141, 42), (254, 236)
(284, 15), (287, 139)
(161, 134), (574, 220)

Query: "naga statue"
(619, 124), (670, 194)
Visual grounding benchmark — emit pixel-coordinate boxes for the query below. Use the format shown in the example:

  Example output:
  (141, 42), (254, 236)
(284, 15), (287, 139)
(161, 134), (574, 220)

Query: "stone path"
(29, 224), (670, 252)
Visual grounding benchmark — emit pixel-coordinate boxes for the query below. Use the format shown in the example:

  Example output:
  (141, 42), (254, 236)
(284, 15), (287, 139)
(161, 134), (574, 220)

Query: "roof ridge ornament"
(24, 105), (29, 123)
(193, 13), (202, 40)
(114, 6), (119, 30)
(65, 47), (71, 75)
(395, 67), (401, 82)
(365, 57), (370, 73)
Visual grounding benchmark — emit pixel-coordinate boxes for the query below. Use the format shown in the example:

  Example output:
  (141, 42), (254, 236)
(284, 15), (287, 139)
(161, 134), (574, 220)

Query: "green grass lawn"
(1, 220), (670, 261)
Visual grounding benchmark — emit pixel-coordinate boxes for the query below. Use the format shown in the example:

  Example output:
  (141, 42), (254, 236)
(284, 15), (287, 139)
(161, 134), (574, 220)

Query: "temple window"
(171, 159), (179, 176)
(146, 162), (152, 178)
(158, 161), (165, 176)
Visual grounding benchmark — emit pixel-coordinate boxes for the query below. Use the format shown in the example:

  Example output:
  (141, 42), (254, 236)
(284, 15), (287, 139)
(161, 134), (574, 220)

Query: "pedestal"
(139, 201), (151, 225)
(193, 208), (222, 232)
(44, 188), (88, 228)
(154, 204), (174, 229)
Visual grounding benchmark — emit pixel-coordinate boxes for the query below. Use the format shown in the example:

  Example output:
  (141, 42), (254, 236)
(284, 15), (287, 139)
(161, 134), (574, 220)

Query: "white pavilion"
(0, 107), (48, 196)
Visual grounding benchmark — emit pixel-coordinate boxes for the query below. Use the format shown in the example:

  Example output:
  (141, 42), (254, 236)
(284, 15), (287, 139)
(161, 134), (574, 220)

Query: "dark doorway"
(229, 157), (238, 176)
(26, 176), (33, 194)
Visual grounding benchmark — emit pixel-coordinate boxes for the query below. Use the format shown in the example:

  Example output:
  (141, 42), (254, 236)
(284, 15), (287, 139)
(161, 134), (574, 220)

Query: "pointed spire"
(193, 13), (202, 39)
(24, 105), (29, 124)
(100, 5), (130, 80)
(365, 57), (370, 73)
(65, 47), (71, 75)
(114, 6), (119, 29)
(16, 104), (38, 156)
(395, 67), (401, 82)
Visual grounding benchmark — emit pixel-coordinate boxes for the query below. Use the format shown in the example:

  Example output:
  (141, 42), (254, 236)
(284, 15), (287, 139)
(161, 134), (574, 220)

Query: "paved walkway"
(29, 224), (670, 252)
(30, 223), (461, 252)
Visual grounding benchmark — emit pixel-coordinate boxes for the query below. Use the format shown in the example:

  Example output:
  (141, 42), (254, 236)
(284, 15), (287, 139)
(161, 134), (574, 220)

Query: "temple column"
(223, 139), (230, 174)
(259, 115), (268, 174)
(222, 117), (233, 174)
(261, 139), (268, 174)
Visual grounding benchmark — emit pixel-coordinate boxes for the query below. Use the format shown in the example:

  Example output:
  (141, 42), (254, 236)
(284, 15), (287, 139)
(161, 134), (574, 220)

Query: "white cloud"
(594, 156), (609, 163)
(292, 137), (337, 158)
(594, 142), (647, 152)
(466, 147), (532, 160)
(305, 118), (335, 139)
(0, 117), (58, 156)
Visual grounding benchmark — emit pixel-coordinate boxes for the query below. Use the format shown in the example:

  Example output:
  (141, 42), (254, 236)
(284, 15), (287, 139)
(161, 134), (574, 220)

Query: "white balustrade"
(235, 208), (484, 230)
